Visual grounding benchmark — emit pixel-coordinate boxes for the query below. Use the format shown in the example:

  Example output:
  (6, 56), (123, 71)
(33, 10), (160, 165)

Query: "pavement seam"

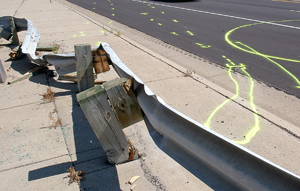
(0, 154), (69, 173)
(0, 101), (42, 111)
(47, 85), (73, 160)
(13, 0), (26, 17)
(144, 75), (189, 84)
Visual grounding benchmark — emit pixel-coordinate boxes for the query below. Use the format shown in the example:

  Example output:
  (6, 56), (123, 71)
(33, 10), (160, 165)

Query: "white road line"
(291, 10), (300, 12)
(132, 0), (300, 30)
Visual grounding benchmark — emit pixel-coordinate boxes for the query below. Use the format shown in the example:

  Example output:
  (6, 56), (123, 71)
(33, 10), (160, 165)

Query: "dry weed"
(43, 87), (55, 103)
(67, 166), (84, 185)
(184, 70), (195, 77)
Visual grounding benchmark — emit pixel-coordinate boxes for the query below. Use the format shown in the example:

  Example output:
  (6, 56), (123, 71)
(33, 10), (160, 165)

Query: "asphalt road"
(67, 0), (300, 97)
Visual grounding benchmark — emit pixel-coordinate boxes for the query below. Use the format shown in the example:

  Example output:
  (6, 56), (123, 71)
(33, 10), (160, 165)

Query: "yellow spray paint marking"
(173, 19), (179, 23)
(204, 56), (240, 128)
(238, 41), (300, 88)
(195, 43), (211, 48)
(96, 41), (101, 46)
(112, 8), (115, 10)
(91, 13), (94, 15)
(93, 7), (96, 9)
(225, 20), (300, 63)
(72, 31), (86, 37)
(86, 22), (90, 24)
(186, 31), (194, 36)
(150, 19), (154, 21)
(225, 20), (300, 88)
(93, 2), (96, 4)
(162, 12), (165, 14)
(112, 14), (115, 16)
(141, 13), (148, 15)
(204, 56), (260, 145)
(171, 32), (179, 35)
(158, 23), (162, 26)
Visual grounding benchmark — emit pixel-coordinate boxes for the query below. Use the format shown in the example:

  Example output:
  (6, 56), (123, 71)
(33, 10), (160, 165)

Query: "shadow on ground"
(143, 117), (245, 191)
(8, 54), (121, 190)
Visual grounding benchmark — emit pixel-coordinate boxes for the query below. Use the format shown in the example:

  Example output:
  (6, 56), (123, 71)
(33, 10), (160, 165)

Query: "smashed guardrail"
(1, 16), (76, 76)
(3, 16), (300, 190)
(102, 44), (300, 191)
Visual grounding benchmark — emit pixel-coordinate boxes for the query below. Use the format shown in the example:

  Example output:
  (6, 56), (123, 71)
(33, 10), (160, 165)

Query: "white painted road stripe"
(132, 0), (300, 30)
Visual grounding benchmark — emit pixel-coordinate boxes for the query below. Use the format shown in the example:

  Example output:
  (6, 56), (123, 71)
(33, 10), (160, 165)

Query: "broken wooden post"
(103, 77), (143, 128)
(0, 27), (12, 41)
(77, 84), (129, 164)
(75, 44), (95, 92)
(9, 17), (20, 45)
(0, 59), (7, 83)
(77, 77), (142, 164)
(92, 48), (110, 74)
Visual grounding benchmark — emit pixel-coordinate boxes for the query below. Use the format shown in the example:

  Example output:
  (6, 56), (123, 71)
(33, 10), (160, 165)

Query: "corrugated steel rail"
(102, 42), (300, 190)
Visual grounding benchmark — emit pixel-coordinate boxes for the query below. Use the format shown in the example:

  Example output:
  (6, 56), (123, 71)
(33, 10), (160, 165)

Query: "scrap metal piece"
(1, 16), (76, 75)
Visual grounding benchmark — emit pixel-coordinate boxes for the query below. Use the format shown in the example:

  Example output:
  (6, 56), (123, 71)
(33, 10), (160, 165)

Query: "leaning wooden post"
(9, 17), (19, 45)
(77, 84), (130, 164)
(103, 77), (143, 128)
(76, 78), (142, 164)
(0, 59), (7, 83)
(75, 44), (95, 92)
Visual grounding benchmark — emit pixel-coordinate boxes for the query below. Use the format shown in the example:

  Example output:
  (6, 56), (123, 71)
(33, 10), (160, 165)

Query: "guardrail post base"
(77, 77), (142, 164)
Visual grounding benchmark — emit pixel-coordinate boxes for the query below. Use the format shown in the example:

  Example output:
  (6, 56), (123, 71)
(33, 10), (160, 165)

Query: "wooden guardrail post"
(75, 44), (95, 92)
(77, 84), (130, 164)
(9, 17), (19, 45)
(103, 77), (143, 128)
(76, 78), (142, 164)
(0, 59), (6, 83)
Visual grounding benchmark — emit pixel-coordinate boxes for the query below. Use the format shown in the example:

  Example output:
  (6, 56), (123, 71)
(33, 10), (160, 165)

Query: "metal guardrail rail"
(1, 17), (77, 76)
(3, 16), (300, 190)
(101, 43), (300, 190)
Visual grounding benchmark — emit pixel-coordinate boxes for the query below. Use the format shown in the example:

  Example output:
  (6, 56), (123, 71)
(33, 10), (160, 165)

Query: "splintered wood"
(92, 48), (110, 74)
